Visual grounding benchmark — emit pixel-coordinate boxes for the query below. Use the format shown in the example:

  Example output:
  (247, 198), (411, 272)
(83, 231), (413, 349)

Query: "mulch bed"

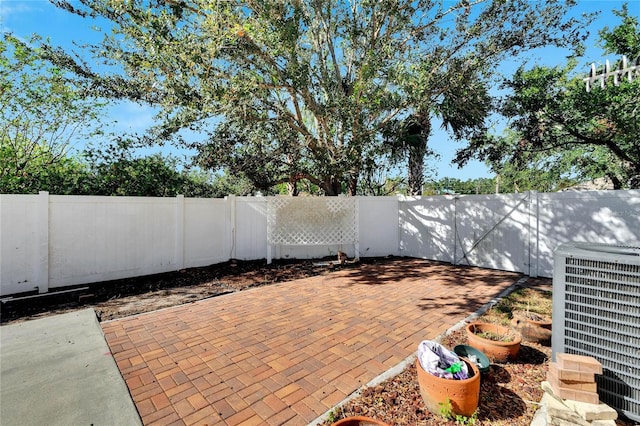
(321, 286), (634, 426)
(322, 325), (551, 426)
(0, 256), (371, 323)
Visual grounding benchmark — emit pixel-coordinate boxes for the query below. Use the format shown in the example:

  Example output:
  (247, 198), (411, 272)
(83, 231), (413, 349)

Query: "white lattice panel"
(267, 197), (358, 245)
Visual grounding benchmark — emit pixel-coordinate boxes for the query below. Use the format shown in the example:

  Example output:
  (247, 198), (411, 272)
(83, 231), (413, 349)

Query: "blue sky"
(1, 0), (638, 180)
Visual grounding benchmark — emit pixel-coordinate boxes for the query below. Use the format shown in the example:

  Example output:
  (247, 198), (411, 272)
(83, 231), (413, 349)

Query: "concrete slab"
(0, 309), (141, 426)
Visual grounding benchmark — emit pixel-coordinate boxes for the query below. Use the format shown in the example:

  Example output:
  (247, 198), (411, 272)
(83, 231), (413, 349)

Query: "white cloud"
(1, 2), (43, 32)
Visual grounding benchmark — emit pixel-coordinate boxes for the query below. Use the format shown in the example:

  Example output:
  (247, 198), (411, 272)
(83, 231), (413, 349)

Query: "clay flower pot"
(416, 357), (481, 418)
(331, 416), (390, 426)
(511, 311), (552, 344)
(512, 310), (552, 329)
(466, 322), (521, 362)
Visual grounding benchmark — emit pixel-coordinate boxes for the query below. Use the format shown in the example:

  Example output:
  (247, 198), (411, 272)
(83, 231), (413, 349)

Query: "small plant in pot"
(466, 322), (521, 362)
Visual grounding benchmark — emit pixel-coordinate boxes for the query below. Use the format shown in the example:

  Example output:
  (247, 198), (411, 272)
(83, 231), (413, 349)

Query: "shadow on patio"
(101, 258), (525, 425)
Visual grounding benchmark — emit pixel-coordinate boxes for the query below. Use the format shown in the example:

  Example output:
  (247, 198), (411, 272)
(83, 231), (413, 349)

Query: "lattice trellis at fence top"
(267, 197), (358, 245)
(584, 55), (640, 92)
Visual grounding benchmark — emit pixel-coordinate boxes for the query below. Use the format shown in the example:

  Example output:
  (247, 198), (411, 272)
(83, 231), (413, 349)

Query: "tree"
(456, 4), (640, 189)
(84, 139), (223, 197)
(41, 0), (586, 195)
(0, 34), (103, 194)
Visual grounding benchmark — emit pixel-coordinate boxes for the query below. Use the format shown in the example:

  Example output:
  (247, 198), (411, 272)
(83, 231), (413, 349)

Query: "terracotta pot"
(512, 310), (552, 330)
(466, 323), (521, 362)
(331, 416), (390, 426)
(416, 357), (481, 418)
(511, 312), (552, 344)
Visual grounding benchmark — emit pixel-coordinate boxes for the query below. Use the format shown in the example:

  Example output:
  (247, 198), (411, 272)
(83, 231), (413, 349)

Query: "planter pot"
(511, 312), (552, 344)
(331, 416), (390, 426)
(416, 357), (481, 418)
(453, 344), (490, 375)
(512, 310), (552, 330)
(466, 323), (521, 362)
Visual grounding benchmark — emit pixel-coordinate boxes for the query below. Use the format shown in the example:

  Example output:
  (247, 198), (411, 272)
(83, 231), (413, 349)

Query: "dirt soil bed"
(1, 256), (362, 324)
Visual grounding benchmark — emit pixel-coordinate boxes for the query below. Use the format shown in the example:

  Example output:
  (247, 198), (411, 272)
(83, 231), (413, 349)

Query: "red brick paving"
(102, 259), (523, 425)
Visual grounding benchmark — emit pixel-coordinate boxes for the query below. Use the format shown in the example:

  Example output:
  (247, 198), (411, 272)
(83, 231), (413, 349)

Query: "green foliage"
(83, 140), (223, 197)
(438, 398), (454, 419)
(455, 411), (478, 426)
(439, 398), (477, 424)
(0, 34), (104, 194)
(0, 142), (91, 194)
(456, 6), (640, 189)
(423, 177), (495, 195)
(599, 4), (640, 58)
(40, 0), (587, 195)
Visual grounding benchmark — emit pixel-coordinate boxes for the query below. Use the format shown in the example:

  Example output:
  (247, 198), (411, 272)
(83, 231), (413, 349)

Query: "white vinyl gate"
(399, 193), (536, 276)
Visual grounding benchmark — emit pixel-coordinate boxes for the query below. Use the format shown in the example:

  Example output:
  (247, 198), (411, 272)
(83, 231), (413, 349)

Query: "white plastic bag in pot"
(417, 340), (469, 379)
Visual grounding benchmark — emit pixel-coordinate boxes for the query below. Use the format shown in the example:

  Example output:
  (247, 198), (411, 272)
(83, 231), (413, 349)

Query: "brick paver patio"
(101, 259), (524, 425)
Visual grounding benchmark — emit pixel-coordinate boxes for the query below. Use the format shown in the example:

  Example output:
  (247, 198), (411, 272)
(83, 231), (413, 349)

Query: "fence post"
(226, 195), (236, 260)
(528, 191), (539, 277)
(452, 196), (458, 265)
(36, 191), (49, 293)
(175, 195), (185, 270)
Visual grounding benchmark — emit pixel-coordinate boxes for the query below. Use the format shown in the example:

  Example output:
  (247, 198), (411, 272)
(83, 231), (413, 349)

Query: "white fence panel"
(234, 197), (268, 260)
(0, 194), (42, 295)
(454, 193), (532, 274)
(358, 197), (399, 258)
(537, 190), (640, 277)
(399, 196), (455, 262)
(183, 198), (229, 268)
(2, 190), (639, 296)
(276, 243), (347, 260)
(48, 196), (178, 288)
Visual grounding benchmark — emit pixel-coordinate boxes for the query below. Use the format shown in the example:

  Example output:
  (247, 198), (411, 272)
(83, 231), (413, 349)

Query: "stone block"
(530, 401), (547, 426)
(547, 376), (600, 404)
(556, 353), (603, 374)
(590, 420), (617, 426)
(549, 362), (595, 383)
(542, 392), (591, 426)
(563, 399), (618, 421)
(547, 370), (597, 392)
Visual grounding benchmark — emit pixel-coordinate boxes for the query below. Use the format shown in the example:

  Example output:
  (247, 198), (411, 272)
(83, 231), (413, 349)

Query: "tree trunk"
(287, 174), (299, 196)
(287, 181), (299, 196)
(407, 146), (424, 195)
(347, 171), (358, 196)
(322, 177), (342, 196)
(407, 117), (430, 196)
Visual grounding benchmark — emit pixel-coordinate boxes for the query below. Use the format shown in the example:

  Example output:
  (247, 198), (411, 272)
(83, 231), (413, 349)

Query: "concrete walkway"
(101, 259), (524, 425)
(0, 309), (141, 426)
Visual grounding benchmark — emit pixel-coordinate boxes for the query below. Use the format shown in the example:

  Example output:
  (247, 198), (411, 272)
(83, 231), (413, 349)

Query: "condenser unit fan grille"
(553, 244), (640, 422)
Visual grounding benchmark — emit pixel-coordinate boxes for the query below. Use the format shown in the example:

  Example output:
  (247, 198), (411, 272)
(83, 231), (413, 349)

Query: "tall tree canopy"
(456, 4), (640, 189)
(0, 34), (104, 193)
(38, 0), (585, 195)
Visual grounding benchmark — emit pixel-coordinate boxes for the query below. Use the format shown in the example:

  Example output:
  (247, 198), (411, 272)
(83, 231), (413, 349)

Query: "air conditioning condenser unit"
(552, 243), (640, 422)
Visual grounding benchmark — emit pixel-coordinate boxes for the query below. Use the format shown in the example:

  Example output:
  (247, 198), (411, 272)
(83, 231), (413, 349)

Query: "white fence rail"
(1, 191), (638, 296)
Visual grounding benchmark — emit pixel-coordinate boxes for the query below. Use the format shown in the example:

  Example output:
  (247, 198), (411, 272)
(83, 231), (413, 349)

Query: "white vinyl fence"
(1, 191), (638, 297)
